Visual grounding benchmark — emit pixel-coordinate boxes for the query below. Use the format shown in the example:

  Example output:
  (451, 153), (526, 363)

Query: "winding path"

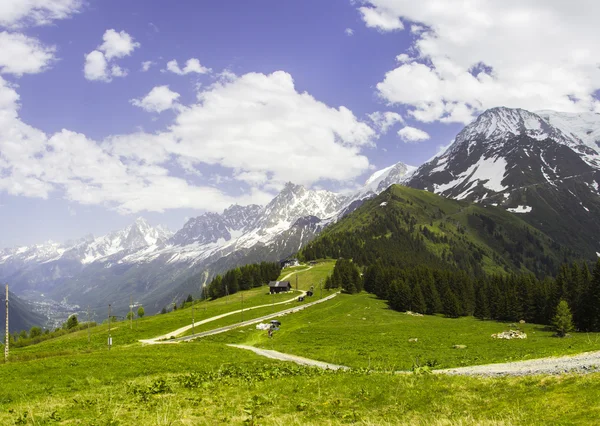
(227, 345), (600, 376)
(140, 266), (314, 344)
(228, 344), (349, 370)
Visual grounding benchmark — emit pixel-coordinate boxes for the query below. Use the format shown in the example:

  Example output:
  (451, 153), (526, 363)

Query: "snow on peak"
(455, 107), (563, 147)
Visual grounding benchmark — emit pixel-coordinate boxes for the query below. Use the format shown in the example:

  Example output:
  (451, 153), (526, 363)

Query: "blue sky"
(1, 0), (599, 246)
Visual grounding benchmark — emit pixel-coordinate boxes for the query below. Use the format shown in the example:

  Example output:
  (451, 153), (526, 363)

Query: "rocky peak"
(451, 107), (569, 154)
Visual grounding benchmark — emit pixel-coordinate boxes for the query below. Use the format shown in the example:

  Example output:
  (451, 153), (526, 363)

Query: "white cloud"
(168, 71), (375, 187)
(0, 71), (375, 213)
(359, 0), (600, 124)
(83, 50), (108, 81)
(0, 0), (81, 28)
(397, 126), (430, 143)
(368, 111), (403, 134)
(358, 6), (403, 31)
(141, 60), (154, 72)
(84, 30), (139, 82)
(131, 85), (180, 113)
(345, 28), (354, 36)
(165, 58), (211, 75)
(0, 31), (55, 75)
(99, 29), (140, 60)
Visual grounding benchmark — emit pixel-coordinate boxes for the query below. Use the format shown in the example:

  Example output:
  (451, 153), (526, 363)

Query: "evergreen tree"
(411, 282), (426, 314)
(443, 290), (461, 318)
(473, 283), (489, 319)
(389, 279), (411, 312)
(552, 300), (574, 337)
(586, 259), (600, 331)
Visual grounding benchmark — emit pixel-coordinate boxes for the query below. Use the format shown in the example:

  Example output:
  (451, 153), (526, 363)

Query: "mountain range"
(1, 106), (599, 319)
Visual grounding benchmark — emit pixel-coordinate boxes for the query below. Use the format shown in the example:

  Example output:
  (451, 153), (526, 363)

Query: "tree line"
(206, 261), (282, 300)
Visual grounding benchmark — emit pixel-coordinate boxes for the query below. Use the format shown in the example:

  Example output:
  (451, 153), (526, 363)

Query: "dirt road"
(228, 345), (600, 376)
(140, 266), (314, 344)
(228, 344), (349, 370)
(436, 350), (600, 376)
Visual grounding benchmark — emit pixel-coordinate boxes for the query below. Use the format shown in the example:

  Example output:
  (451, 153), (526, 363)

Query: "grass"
(1, 341), (600, 424)
(3, 261), (600, 424)
(8, 261), (336, 360)
(208, 292), (600, 371)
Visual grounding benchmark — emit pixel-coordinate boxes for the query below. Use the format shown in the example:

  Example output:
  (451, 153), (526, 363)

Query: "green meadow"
(2, 261), (600, 424)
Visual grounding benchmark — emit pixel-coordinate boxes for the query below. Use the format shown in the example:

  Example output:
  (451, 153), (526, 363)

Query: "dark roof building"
(268, 281), (292, 293)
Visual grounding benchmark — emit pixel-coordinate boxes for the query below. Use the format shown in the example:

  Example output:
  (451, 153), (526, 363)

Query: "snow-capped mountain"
(0, 218), (173, 294)
(64, 217), (173, 264)
(407, 106), (600, 258)
(170, 205), (261, 247)
(0, 158), (428, 314)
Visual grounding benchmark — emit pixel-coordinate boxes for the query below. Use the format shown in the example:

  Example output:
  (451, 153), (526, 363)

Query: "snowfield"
(507, 205), (533, 213)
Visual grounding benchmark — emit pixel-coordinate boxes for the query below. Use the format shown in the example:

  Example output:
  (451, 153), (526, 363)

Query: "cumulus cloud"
(0, 31), (55, 75)
(345, 28), (354, 36)
(358, 6), (403, 31)
(359, 0), (600, 124)
(0, 0), (82, 28)
(141, 60), (154, 72)
(131, 85), (180, 113)
(83, 50), (109, 81)
(84, 29), (139, 82)
(397, 126), (430, 143)
(99, 29), (140, 60)
(0, 71), (375, 213)
(165, 58), (211, 75)
(368, 111), (403, 134)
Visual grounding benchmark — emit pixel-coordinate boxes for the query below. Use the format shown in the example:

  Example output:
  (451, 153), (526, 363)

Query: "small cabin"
(269, 281), (292, 294)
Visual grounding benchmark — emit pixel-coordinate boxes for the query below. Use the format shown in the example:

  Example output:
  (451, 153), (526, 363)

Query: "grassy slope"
(1, 338), (600, 424)
(4, 261), (600, 423)
(8, 261), (335, 360)
(209, 292), (600, 370)
(314, 185), (569, 276)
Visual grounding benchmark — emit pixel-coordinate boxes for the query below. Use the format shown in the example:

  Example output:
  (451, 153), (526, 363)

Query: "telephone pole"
(87, 305), (91, 344)
(5, 284), (8, 363)
(108, 304), (112, 351)
(129, 295), (133, 329)
(241, 291), (244, 322)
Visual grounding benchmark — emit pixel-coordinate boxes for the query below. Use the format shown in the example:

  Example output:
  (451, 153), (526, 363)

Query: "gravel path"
(140, 267), (313, 344)
(436, 350), (600, 377)
(229, 345), (600, 377)
(228, 344), (349, 370)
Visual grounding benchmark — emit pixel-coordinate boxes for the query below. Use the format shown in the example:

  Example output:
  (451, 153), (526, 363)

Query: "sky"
(1, 0), (600, 246)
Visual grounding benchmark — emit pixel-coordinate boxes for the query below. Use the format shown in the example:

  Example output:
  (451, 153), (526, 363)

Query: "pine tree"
(473, 283), (489, 319)
(552, 300), (574, 337)
(443, 290), (461, 318)
(389, 279), (411, 312)
(586, 259), (600, 331)
(411, 282), (426, 314)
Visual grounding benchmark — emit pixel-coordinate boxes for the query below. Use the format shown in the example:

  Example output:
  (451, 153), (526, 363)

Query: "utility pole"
(5, 284), (8, 363)
(108, 304), (112, 351)
(129, 295), (133, 329)
(87, 305), (90, 344)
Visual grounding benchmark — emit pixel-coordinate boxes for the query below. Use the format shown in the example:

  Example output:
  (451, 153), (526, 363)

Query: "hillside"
(300, 185), (578, 278)
(0, 291), (47, 333)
